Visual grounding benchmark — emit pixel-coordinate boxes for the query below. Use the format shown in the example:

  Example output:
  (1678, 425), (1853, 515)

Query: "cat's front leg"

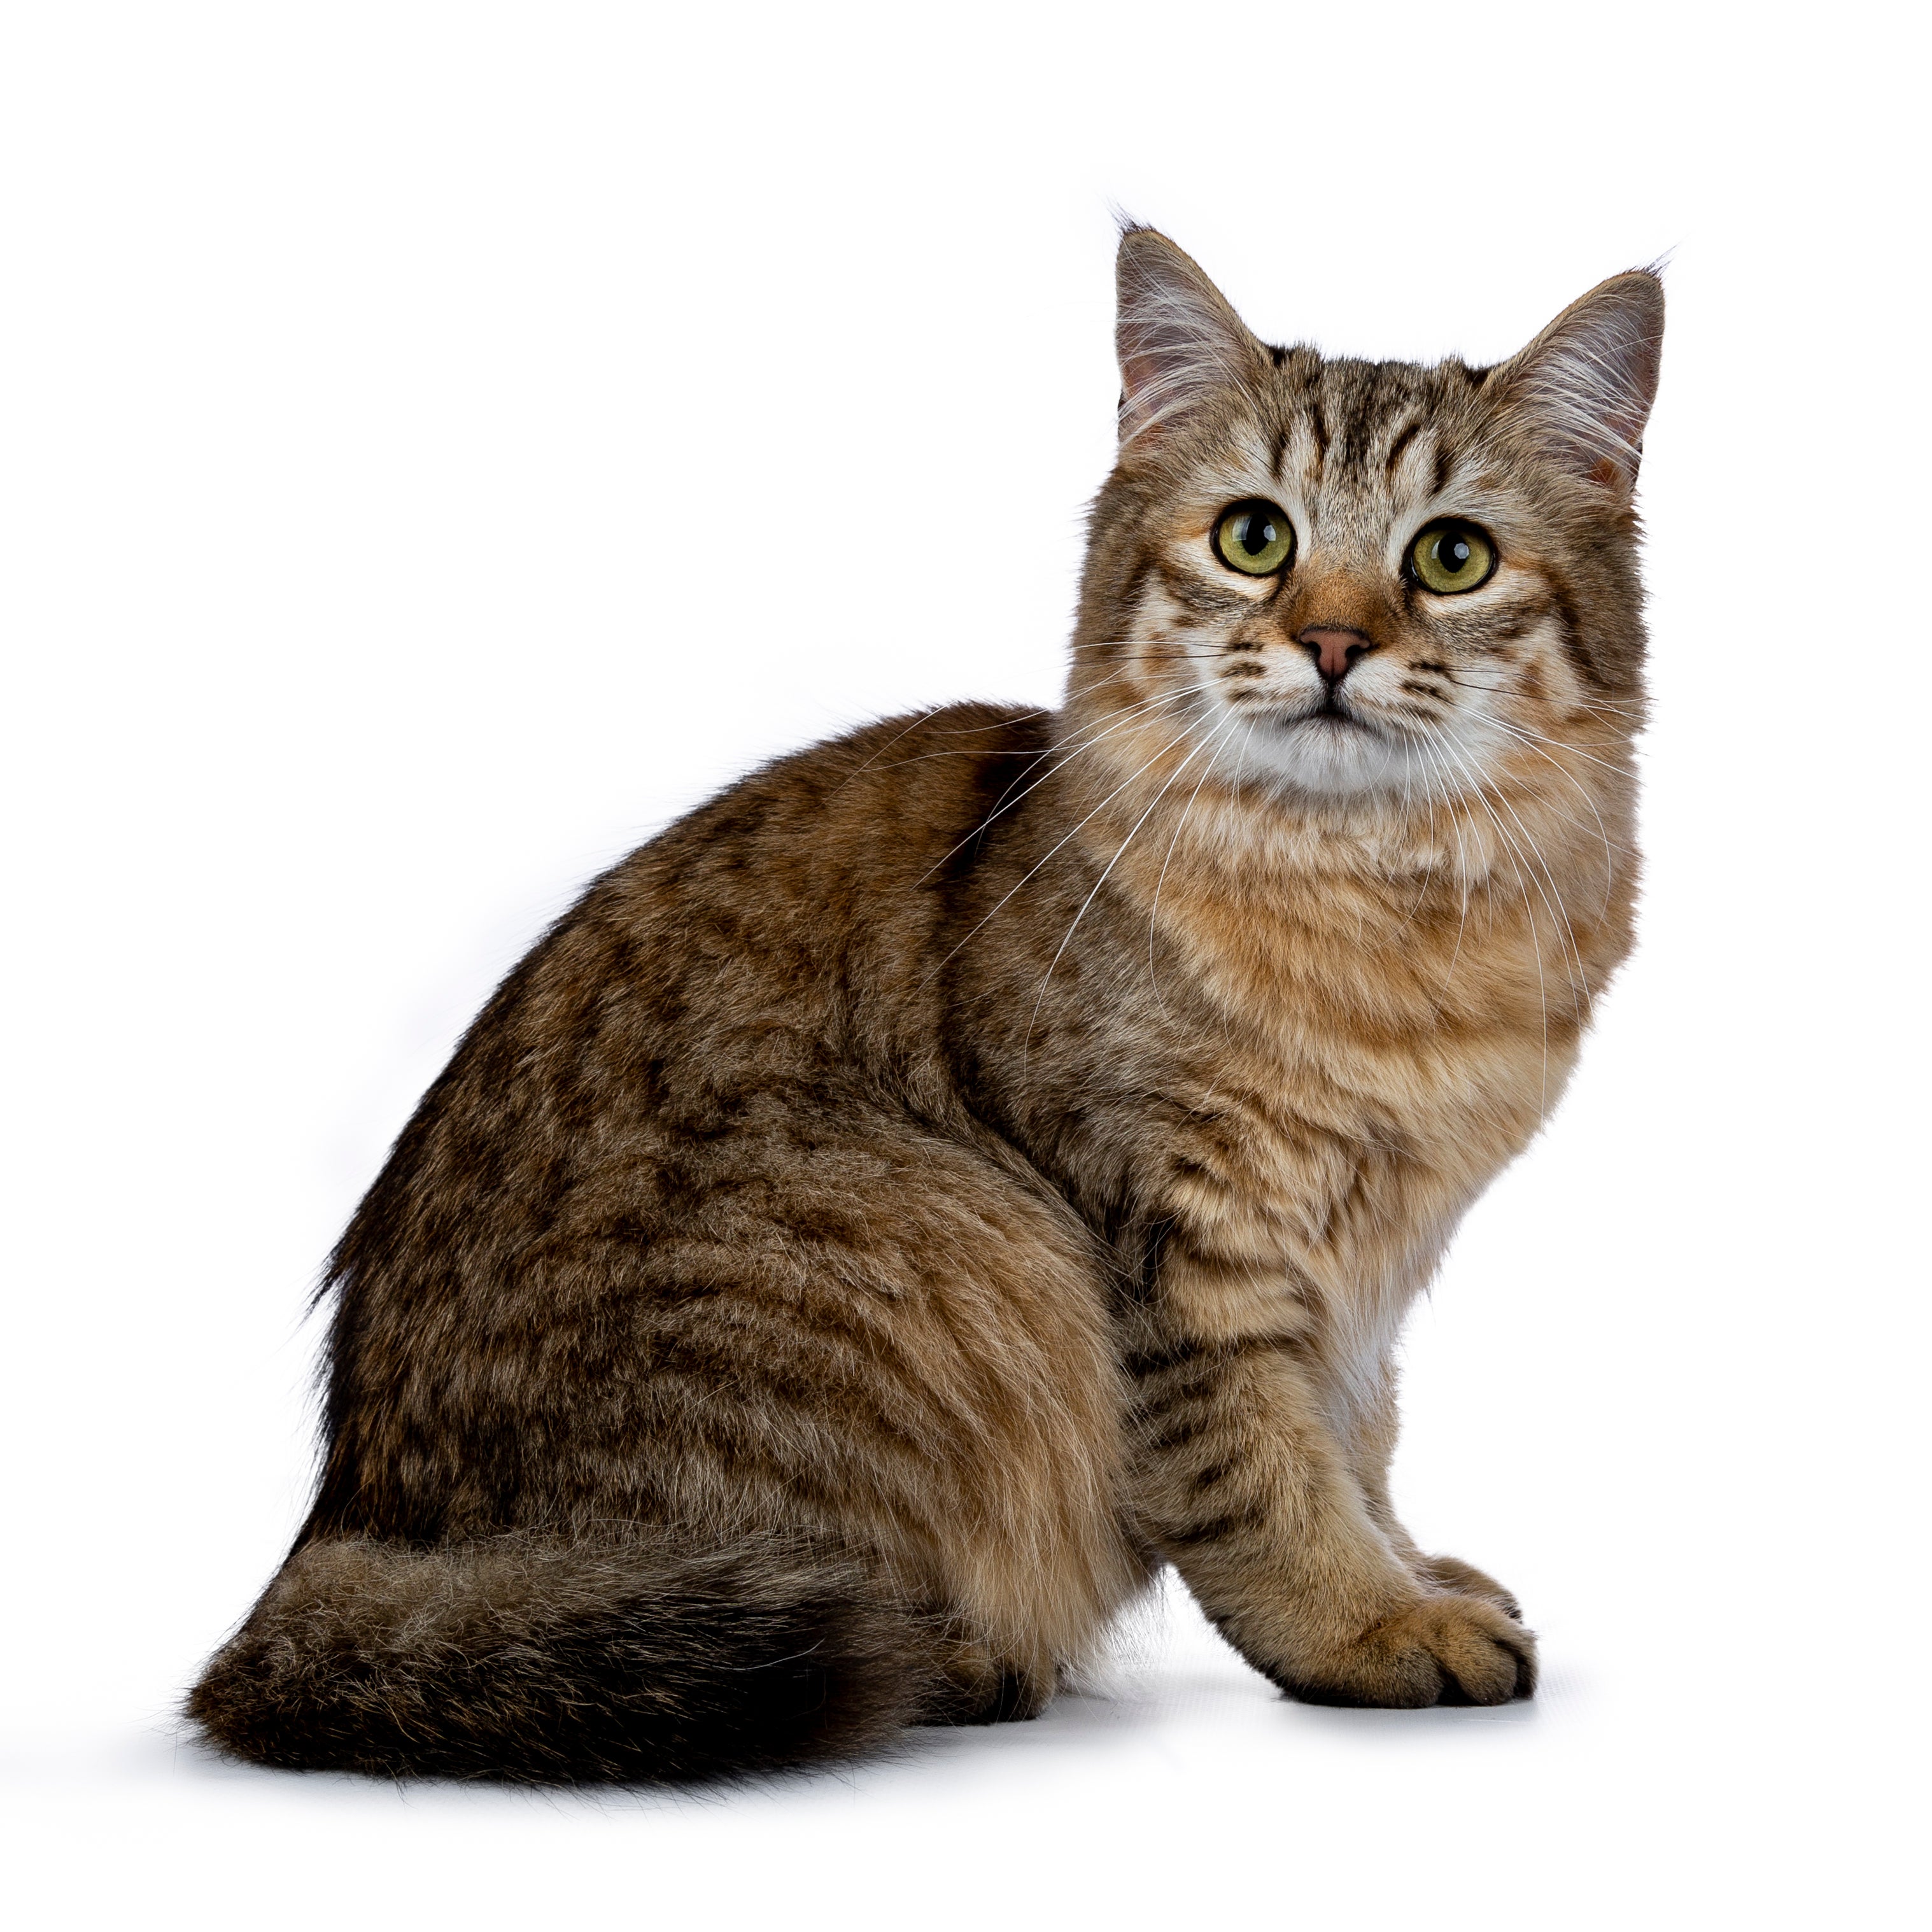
(1124, 1248), (1534, 1708)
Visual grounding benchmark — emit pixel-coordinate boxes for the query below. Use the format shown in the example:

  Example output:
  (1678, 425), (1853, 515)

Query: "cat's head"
(1070, 229), (1662, 811)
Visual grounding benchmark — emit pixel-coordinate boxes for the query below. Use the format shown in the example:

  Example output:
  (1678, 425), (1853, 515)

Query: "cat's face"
(1071, 233), (1661, 813)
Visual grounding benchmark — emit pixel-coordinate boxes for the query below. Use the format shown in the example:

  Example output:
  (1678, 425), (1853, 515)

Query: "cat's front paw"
(1412, 1554), (1523, 1623)
(1274, 1595), (1537, 1709)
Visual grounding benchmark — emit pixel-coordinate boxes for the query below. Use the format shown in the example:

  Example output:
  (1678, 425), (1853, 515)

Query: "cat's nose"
(1299, 626), (1375, 685)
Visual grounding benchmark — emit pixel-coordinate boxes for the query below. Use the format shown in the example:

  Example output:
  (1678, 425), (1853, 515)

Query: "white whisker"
(1023, 716), (1229, 1054)
(917, 696), (1213, 988)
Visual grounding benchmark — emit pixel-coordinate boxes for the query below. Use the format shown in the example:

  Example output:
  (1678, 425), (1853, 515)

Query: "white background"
(3, 3), (1925, 1926)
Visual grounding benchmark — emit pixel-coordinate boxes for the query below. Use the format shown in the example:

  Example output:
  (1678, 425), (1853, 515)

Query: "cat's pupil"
(1443, 537), (1470, 572)
(1243, 516), (1274, 556)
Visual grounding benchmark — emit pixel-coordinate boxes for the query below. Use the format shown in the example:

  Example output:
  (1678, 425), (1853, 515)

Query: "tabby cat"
(190, 228), (1663, 1784)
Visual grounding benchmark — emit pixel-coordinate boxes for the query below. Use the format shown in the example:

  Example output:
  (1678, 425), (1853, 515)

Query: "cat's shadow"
(906, 1670), (1542, 1769)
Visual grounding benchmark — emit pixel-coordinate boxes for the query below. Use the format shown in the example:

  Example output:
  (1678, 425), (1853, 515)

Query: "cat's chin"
(1218, 711), (1419, 800)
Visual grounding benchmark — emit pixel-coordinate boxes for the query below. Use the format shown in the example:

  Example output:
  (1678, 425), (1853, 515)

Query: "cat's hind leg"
(194, 1122), (1145, 1782)
(610, 1129), (1148, 1723)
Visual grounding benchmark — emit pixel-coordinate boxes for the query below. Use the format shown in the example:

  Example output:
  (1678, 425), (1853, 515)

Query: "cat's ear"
(1493, 271), (1665, 497)
(1115, 227), (1269, 448)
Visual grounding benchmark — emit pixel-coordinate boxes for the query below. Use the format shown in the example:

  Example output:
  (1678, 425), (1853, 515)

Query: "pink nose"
(1300, 626), (1373, 684)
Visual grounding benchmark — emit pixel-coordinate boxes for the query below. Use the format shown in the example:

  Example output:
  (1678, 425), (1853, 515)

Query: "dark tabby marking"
(1384, 417), (1423, 475)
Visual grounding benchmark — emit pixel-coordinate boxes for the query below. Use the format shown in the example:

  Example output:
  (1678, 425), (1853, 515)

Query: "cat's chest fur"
(1115, 840), (1606, 1344)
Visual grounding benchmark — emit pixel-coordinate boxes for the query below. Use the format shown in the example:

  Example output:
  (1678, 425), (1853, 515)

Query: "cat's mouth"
(1278, 699), (1385, 740)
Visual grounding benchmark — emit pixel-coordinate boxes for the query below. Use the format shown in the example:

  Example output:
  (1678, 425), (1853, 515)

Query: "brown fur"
(190, 229), (1663, 1779)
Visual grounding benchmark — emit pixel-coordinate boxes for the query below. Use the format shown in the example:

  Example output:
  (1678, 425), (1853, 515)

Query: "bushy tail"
(187, 1533), (941, 1785)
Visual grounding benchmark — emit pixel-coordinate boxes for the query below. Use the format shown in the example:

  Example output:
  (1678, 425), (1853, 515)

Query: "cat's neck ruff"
(1060, 699), (1635, 901)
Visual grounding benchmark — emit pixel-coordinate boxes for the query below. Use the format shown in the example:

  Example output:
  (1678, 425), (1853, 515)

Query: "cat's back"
(483, 702), (1060, 1102)
(327, 701), (1055, 1314)
(595, 697), (1053, 981)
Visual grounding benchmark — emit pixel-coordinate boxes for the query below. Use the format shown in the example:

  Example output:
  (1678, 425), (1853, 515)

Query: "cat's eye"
(1212, 500), (1296, 577)
(1409, 521), (1497, 595)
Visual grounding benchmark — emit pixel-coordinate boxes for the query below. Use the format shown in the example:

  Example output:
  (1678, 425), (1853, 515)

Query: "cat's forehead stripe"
(1256, 355), (1479, 499)
(1383, 418), (1425, 478)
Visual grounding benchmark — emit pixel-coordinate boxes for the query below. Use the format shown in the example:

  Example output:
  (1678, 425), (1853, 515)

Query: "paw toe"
(1424, 1600), (1537, 1705)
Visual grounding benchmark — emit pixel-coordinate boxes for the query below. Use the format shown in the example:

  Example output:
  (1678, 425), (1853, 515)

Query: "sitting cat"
(190, 227), (1662, 1784)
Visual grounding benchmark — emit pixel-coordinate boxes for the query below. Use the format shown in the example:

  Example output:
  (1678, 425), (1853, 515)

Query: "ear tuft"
(1115, 228), (1266, 449)
(1496, 271), (1665, 495)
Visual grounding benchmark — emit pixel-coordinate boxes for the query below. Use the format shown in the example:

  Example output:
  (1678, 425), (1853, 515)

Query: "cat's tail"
(185, 1532), (943, 1785)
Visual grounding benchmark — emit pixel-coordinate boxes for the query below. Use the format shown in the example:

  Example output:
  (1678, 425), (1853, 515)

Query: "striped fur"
(189, 229), (1661, 1779)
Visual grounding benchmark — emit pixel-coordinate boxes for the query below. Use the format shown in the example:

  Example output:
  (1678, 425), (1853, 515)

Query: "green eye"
(1213, 500), (1295, 576)
(1409, 521), (1497, 594)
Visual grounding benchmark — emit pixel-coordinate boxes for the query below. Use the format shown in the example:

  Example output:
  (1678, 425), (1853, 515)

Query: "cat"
(188, 227), (1662, 1784)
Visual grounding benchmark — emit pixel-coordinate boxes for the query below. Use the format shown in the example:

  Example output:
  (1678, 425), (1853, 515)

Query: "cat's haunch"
(190, 229), (1659, 1784)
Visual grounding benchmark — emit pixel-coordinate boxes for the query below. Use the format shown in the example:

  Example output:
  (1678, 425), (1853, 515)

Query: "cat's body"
(190, 230), (1661, 1783)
